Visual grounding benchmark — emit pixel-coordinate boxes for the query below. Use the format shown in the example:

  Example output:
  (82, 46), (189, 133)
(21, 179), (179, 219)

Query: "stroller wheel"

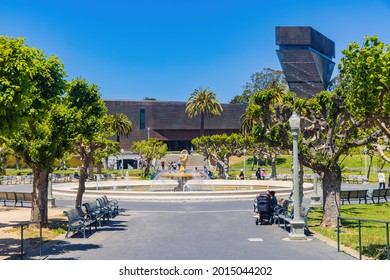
(255, 218), (259, 225)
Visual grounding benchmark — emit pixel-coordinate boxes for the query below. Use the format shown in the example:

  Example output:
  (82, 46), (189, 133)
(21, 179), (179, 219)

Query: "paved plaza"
(2, 182), (381, 260)
(19, 199), (354, 260)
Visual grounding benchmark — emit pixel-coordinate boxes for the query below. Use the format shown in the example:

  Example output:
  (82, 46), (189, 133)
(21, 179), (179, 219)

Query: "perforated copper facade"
(276, 26), (335, 98)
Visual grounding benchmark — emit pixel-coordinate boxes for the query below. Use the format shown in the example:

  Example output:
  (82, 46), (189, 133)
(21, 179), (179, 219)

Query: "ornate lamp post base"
(310, 195), (321, 207)
(47, 175), (56, 208)
(48, 198), (56, 208)
(288, 219), (307, 240)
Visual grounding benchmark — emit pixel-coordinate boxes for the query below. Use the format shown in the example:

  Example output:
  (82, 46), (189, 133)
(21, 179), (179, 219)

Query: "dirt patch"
(0, 206), (66, 260)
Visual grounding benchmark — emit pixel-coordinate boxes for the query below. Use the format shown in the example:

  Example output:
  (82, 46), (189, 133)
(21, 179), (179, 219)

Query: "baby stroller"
(254, 194), (273, 225)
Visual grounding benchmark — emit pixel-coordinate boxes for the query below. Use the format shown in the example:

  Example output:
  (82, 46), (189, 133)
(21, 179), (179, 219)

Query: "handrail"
(0, 222), (43, 260)
(337, 216), (390, 260)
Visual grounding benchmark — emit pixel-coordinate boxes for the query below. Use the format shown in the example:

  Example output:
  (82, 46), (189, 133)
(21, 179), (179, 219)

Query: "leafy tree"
(192, 133), (252, 179)
(130, 138), (167, 178)
(65, 78), (112, 207)
(0, 36), (71, 226)
(185, 87), (223, 135)
(230, 68), (287, 104)
(10, 102), (76, 227)
(338, 36), (390, 162)
(112, 113), (132, 145)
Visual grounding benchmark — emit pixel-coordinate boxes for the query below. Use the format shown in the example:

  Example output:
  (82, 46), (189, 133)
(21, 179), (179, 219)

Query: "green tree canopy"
(1, 36), (71, 226)
(230, 68), (287, 105)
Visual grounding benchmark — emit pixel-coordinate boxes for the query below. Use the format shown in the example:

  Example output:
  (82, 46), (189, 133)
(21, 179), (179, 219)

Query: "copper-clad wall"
(105, 100), (246, 150)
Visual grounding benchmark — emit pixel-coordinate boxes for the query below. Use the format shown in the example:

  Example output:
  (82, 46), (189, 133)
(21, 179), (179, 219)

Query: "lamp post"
(121, 148), (124, 179)
(243, 148), (247, 180)
(310, 172), (321, 207)
(364, 146), (369, 184)
(288, 111), (306, 240)
(147, 127), (150, 141)
(47, 173), (56, 208)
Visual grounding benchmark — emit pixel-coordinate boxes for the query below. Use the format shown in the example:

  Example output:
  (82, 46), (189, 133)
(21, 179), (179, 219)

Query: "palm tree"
(185, 87), (223, 135)
(112, 113), (132, 144)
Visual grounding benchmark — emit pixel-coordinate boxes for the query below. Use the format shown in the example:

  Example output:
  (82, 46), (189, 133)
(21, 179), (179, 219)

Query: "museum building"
(105, 100), (246, 151)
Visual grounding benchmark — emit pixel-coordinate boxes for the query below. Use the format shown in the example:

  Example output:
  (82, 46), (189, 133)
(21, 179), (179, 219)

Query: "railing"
(0, 222), (43, 260)
(337, 216), (390, 260)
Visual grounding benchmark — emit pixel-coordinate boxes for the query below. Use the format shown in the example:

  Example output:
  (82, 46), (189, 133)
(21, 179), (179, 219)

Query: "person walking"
(261, 169), (267, 180)
(378, 170), (386, 189)
(256, 168), (261, 180)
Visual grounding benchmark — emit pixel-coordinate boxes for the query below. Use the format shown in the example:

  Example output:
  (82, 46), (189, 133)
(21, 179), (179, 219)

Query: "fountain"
(149, 150), (209, 191)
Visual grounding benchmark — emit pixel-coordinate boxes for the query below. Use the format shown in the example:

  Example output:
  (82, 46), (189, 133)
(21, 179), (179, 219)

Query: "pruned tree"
(243, 88), (381, 227)
(130, 138), (167, 178)
(192, 133), (253, 179)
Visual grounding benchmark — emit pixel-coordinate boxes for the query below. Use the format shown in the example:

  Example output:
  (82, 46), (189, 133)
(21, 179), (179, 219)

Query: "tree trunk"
(270, 154), (277, 179)
(367, 154), (373, 181)
(15, 154), (21, 170)
(143, 158), (151, 178)
(30, 168), (49, 228)
(321, 166), (342, 227)
(76, 154), (92, 208)
(213, 155), (229, 179)
(88, 161), (94, 180)
(97, 162), (103, 174)
(251, 156), (256, 171)
(200, 112), (205, 136)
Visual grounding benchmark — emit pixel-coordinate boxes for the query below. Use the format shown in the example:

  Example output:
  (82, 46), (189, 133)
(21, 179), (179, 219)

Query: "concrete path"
(26, 200), (355, 260)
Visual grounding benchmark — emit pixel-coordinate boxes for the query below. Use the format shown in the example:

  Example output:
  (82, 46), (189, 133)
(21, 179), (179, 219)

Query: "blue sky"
(1, 0), (390, 103)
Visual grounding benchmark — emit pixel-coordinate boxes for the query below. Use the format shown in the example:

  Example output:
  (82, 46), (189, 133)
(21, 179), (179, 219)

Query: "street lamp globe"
(289, 111), (301, 132)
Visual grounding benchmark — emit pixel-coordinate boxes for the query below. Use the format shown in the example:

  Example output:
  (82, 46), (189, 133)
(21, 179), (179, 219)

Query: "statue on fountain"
(178, 149), (189, 172)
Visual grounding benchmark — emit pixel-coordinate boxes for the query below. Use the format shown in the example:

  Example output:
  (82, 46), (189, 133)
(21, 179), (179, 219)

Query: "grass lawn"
(230, 154), (390, 182)
(308, 202), (390, 260)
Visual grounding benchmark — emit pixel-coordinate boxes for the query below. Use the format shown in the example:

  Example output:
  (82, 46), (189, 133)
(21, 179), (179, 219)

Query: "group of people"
(238, 168), (267, 180)
(255, 168), (267, 180)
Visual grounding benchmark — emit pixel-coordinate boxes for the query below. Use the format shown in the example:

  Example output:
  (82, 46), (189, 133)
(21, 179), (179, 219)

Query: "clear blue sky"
(1, 0), (390, 103)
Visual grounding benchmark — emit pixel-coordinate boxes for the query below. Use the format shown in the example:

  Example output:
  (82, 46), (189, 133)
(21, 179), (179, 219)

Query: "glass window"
(140, 109), (145, 129)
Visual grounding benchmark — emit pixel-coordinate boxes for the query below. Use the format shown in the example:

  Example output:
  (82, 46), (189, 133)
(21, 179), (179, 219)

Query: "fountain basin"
(52, 179), (314, 201)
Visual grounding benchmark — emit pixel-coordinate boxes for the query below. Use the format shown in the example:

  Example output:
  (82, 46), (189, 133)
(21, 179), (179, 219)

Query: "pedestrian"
(378, 170), (385, 189)
(256, 168), (261, 180)
(239, 169), (245, 180)
(161, 160), (165, 170)
(261, 169), (266, 180)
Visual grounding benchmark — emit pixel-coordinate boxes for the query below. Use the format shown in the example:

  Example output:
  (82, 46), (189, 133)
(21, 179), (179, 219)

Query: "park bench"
(370, 189), (390, 203)
(83, 200), (105, 226)
(274, 201), (312, 233)
(96, 196), (119, 219)
(63, 207), (96, 238)
(0, 191), (33, 207)
(340, 189), (368, 204)
(346, 175), (367, 184)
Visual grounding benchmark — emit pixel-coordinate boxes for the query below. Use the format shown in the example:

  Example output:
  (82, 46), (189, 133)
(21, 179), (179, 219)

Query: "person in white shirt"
(378, 170), (386, 189)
